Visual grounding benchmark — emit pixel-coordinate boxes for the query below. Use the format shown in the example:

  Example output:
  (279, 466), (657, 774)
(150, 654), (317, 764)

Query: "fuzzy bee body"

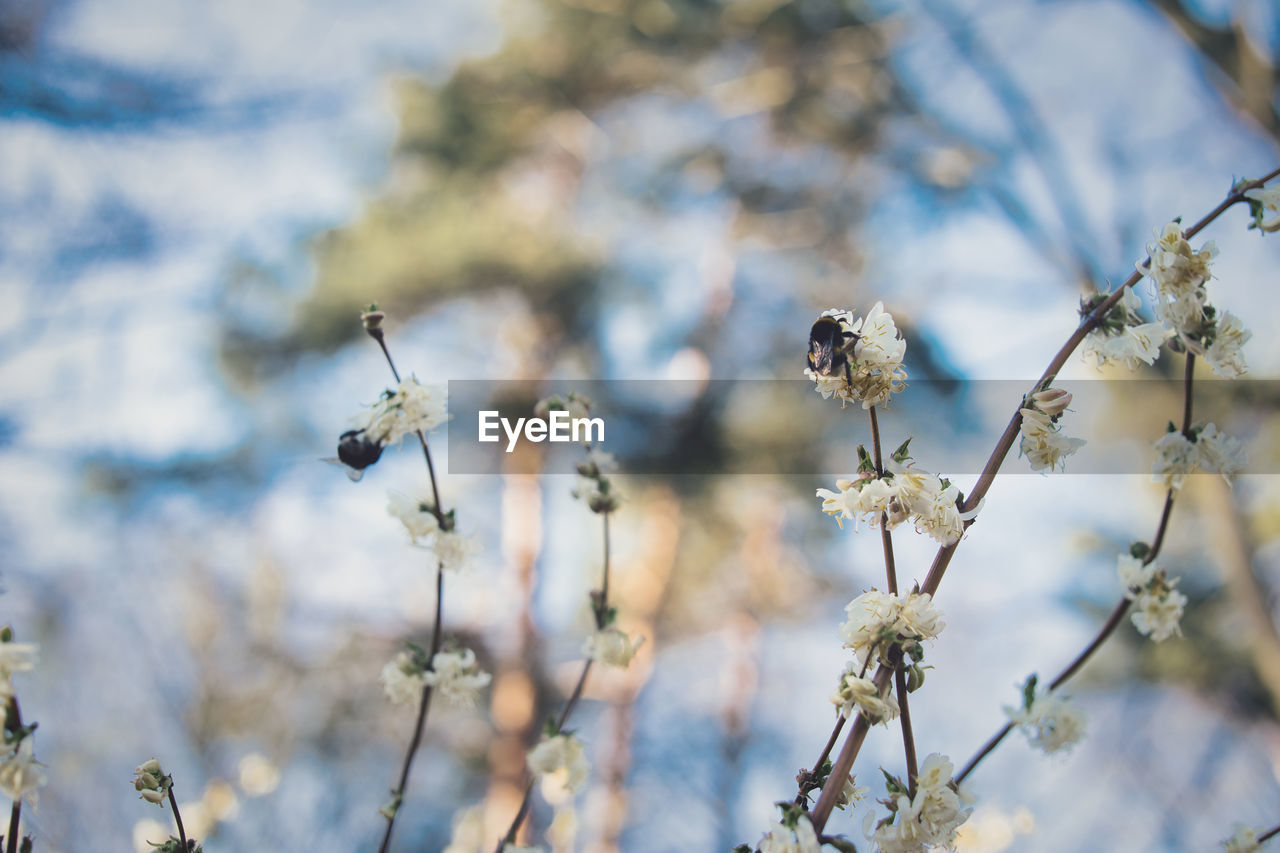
(324, 429), (385, 481)
(807, 314), (858, 381)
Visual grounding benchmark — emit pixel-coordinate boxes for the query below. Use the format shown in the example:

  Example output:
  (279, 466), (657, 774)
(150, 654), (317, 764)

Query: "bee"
(807, 312), (858, 383)
(323, 429), (385, 482)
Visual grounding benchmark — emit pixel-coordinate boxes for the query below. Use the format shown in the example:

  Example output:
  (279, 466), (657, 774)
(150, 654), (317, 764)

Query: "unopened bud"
(361, 308), (385, 332)
(140, 788), (166, 805)
(1031, 388), (1072, 418)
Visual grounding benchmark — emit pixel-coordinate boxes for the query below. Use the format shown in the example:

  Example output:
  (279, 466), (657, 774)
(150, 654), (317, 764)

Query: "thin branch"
(894, 667), (919, 799)
(955, 354), (1197, 785)
(167, 785), (190, 852)
(806, 171), (1278, 833)
(1261, 822), (1280, 843)
(497, 503), (614, 851)
(370, 321), (452, 853)
(5, 698), (21, 853)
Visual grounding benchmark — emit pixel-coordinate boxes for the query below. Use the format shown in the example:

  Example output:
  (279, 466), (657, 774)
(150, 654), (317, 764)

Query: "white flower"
(1005, 691), (1086, 754)
(868, 754), (969, 853)
(431, 529), (480, 573)
(0, 642), (37, 700)
(1082, 323), (1174, 371)
(0, 737), (45, 808)
(852, 301), (908, 368)
(1117, 554), (1156, 599)
(527, 734), (589, 801)
(1245, 184), (1280, 231)
(839, 590), (944, 668)
(836, 774), (870, 811)
(1131, 586), (1187, 642)
(1144, 221), (1216, 335)
(830, 668), (898, 724)
(362, 377), (449, 446)
(443, 804), (486, 853)
(759, 814), (821, 853)
(380, 651), (428, 706)
(424, 648), (492, 708)
(1152, 430), (1197, 490)
(582, 627), (644, 668)
(1222, 825), (1261, 853)
(910, 478), (978, 546)
(547, 807), (577, 850)
(1204, 312), (1251, 378)
(387, 491), (439, 544)
(1018, 408), (1086, 472)
(1195, 423), (1246, 482)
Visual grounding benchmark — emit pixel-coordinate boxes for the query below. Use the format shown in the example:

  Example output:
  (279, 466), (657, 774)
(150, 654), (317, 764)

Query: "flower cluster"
(831, 665), (899, 725)
(387, 492), (479, 571)
(1145, 221), (1218, 336)
(527, 732), (589, 803)
(839, 589), (945, 671)
(1245, 184), (1280, 232)
(1081, 287), (1175, 371)
(1004, 677), (1086, 754)
(1117, 552), (1186, 643)
(1018, 388), (1086, 472)
(867, 754), (970, 853)
(1151, 423), (1246, 489)
(571, 447), (620, 514)
(758, 809), (822, 853)
(1222, 825), (1262, 853)
(381, 645), (491, 708)
(534, 391), (594, 434)
(132, 758), (171, 806)
(583, 625), (644, 668)
(361, 376), (449, 447)
(804, 304), (908, 409)
(817, 443), (979, 546)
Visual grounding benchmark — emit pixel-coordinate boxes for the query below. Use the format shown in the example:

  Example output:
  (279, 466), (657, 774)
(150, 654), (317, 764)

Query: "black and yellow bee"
(807, 313), (858, 383)
(324, 429), (385, 481)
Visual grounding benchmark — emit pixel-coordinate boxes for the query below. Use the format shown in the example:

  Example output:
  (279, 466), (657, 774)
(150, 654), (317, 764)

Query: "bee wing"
(321, 457), (365, 482)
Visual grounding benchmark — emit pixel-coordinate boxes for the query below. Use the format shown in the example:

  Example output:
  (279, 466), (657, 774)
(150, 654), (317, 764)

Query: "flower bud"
(140, 788), (166, 805)
(361, 308), (385, 333)
(1031, 388), (1072, 418)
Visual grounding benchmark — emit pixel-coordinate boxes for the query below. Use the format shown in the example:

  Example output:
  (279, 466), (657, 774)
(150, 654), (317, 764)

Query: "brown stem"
(379, 564), (446, 853)
(894, 667), (919, 799)
(795, 715), (848, 806)
(167, 785), (189, 852)
(954, 352), (1196, 785)
(800, 167), (1272, 828)
(498, 502), (613, 850)
(5, 697), (21, 853)
(1261, 822), (1280, 843)
(811, 666), (890, 829)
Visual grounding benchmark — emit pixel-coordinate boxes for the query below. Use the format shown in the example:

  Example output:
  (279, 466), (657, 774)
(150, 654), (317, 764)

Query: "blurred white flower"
(386, 491), (439, 544)
(1222, 825), (1261, 853)
(362, 376), (448, 446)
(1130, 587), (1187, 642)
(1116, 554), (1156, 599)
(528, 734), (589, 801)
(1204, 311), (1251, 378)
(0, 737), (45, 808)
(443, 804), (486, 853)
(1144, 221), (1216, 336)
(431, 529), (480, 573)
(830, 667), (898, 724)
(1152, 430), (1197, 490)
(583, 626), (644, 668)
(1005, 691), (1086, 754)
(425, 648), (491, 708)
(1195, 423), (1246, 482)
(759, 814), (821, 853)
(1018, 408), (1086, 473)
(380, 650), (428, 706)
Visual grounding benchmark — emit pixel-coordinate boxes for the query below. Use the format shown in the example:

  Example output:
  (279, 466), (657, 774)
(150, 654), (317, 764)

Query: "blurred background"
(2, 0), (1280, 850)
